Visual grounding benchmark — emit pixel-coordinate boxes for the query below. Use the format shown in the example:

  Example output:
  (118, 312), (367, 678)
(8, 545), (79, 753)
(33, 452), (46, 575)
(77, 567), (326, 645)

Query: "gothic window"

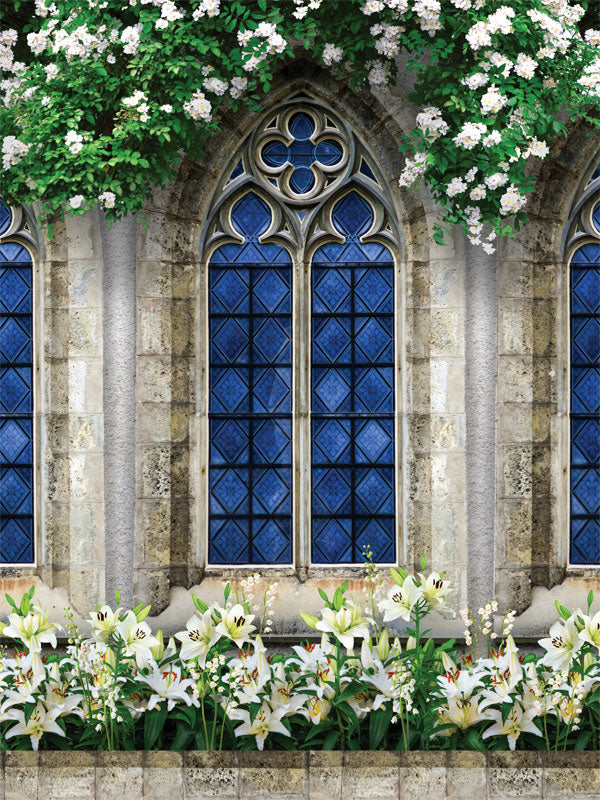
(202, 95), (401, 566)
(567, 161), (600, 564)
(0, 199), (36, 564)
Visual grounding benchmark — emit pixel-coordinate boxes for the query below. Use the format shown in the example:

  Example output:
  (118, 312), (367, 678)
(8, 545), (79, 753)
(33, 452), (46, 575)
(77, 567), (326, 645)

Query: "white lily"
(115, 610), (160, 668)
(5, 701), (65, 750)
(215, 604), (256, 647)
(418, 572), (452, 612)
(3, 608), (62, 652)
(378, 577), (424, 622)
(234, 701), (290, 750)
(539, 618), (582, 671)
(314, 601), (371, 651)
(300, 695), (331, 725)
(435, 694), (488, 735)
(578, 610), (600, 651)
(88, 605), (121, 643)
(139, 665), (198, 711)
(175, 610), (221, 666)
(269, 663), (308, 714)
(481, 702), (542, 750)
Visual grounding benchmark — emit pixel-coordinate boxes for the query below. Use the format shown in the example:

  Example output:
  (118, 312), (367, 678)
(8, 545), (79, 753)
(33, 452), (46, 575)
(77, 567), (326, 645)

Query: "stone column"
(101, 213), (137, 608)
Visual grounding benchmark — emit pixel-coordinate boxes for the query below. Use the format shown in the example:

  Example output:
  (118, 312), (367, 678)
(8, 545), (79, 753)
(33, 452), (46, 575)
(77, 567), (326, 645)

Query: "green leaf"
(464, 729), (485, 751)
(587, 589), (594, 612)
(4, 593), (17, 611)
(555, 600), (572, 621)
(333, 587), (343, 611)
(369, 707), (393, 750)
(323, 730), (340, 749)
(501, 701), (513, 725)
(318, 588), (329, 605)
(19, 592), (30, 617)
(224, 582), (231, 604)
(193, 594), (209, 614)
(144, 707), (168, 750)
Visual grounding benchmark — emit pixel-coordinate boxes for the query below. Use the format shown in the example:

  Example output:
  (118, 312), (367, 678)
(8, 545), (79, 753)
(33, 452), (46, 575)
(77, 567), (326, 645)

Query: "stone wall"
(2, 751), (599, 799)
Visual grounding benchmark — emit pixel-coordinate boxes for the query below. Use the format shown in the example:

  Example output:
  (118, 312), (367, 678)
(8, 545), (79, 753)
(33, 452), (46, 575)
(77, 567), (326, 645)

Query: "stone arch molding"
(201, 93), (401, 264)
(134, 68), (470, 620)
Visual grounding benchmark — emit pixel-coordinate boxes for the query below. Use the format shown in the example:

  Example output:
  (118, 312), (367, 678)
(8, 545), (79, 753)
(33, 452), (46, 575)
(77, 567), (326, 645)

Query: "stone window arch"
(0, 197), (39, 565)
(565, 158), (600, 565)
(198, 93), (402, 568)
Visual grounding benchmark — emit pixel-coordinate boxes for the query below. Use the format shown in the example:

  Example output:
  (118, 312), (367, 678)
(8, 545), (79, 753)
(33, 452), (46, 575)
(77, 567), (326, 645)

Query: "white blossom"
(322, 43), (343, 66)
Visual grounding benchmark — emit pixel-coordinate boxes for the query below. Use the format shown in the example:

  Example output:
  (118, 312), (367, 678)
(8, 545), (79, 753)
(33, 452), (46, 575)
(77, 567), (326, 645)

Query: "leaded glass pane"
(311, 191), (395, 563)
(571, 239), (600, 564)
(0, 198), (34, 564)
(208, 192), (293, 564)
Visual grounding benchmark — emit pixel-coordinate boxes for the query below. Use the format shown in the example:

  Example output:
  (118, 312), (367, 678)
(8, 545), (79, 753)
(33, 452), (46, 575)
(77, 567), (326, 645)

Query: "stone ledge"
(2, 750), (599, 799)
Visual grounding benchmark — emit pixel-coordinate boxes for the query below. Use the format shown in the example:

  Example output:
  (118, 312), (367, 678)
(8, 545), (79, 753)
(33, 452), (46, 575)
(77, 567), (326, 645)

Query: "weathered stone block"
(239, 751), (307, 799)
(446, 752), (486, 800)
(342, 752), (398, 800)
(5, 751), (38, 800)
(97, 752), (144, 800)
(308, 751), (343, 800)
(488, 751), (543, 798)
(143, 751), (184, 800)
(183, 751), (238, 799)
(399, 752), (445, 800)
(38, 751), (96, 799)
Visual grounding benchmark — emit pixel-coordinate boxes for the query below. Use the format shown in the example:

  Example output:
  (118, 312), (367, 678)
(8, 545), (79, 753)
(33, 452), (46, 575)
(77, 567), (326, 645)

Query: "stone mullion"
(295, 257), (311, 574)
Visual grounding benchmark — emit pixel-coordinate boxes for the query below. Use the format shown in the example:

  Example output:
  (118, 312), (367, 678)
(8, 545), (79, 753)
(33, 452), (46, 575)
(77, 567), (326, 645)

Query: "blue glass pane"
(0, 200), (12, 237)
(260, 112), (342, 196)
(593, 202), (600, 234)
(208, 192), (292, 564)
(571, 233), (600, 564)
(311, 191), (395, 564)
(0, 220), (34, 564)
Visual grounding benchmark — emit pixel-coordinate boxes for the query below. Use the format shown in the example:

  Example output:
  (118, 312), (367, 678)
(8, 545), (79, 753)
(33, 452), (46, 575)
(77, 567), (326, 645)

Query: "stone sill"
(2, 750), (599, 799)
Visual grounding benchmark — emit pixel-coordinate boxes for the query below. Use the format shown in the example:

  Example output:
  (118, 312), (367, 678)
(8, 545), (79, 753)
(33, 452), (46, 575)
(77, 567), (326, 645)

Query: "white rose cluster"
(466, 7), (514, 51)
(229, 76), (248, 100)
(183, 89), (212, 122)
(204, 76), (228, 96)
(2, 135), (30, 171)
(65, 130), (83, 155)
(463, 72), (489, 90)
(371, 24), (404, 58)
(155, 1), (184, 29)
(398, 152), (428, 187)
(121, 24), (142, 55)
(415, 106), (449, 141)
(0, 29), (17, 72)
(499, 184), (527, 216)
(446, 177), (468, 197)
(453, 122), (487, 149)
(515, 52), (538, 79)
(122, 90), (150, 121)
(98, 191), (116, 209)
(413, 0), (442, 37)
(237, 22), (286, 73)
(192, 0), (220, 19)
(322, 43), (343, 66)
(367, 60), (390, 86)
(480, 85), (507, 114)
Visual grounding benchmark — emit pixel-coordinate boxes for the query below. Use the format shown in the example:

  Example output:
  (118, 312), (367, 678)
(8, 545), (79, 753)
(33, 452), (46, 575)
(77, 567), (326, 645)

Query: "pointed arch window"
(0, 198), (36, 564)
(567, 160), (600, 564)
(201, 96), (401, 567)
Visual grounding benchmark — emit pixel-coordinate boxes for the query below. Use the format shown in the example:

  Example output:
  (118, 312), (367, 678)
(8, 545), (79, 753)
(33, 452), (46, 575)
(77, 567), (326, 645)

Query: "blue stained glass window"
(570, 240), (600, 564)
(208, 192), (293, 564)
(311, 191), (395, 563)
(261, 112), (342, 195)
(0, 200), (34, 564)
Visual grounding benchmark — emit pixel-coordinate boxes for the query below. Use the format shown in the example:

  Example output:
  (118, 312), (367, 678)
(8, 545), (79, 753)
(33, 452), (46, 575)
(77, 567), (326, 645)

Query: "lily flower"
(5, 701), (65, 750)
(378, 577), (424, 622)
(418, 572), (452, 612)
(481, 702), (542, 750)
(88, 605), (121, 644)
(315, 601), (371, 651)
(233, 701), (290, 750)
(175, 610), (221, 666)
(115, 610), (160, 668)
(300, 695), (331, 725)
(578, 610), (600, 651)
(539, 618), (582, 671)
(215, 604), (256, 647)
(3, 608), (62, 652)
(139, 665), (198, 711)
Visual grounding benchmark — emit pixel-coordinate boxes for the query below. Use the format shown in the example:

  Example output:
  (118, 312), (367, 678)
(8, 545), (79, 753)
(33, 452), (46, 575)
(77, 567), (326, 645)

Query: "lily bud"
(392, 636), (402, 656)
(376, 628), (390, 661)
(407, 636), (416, 651)
(299, 610), (319, 631)
(103, 646), (116, 668)
(150, 629), (164, 661)
(441, 651), (456, 673)
(505, 634), (518, 655)
(361, 638), (375, 670)
(583, 652), (594, 672)
(136, 604), (151, 623)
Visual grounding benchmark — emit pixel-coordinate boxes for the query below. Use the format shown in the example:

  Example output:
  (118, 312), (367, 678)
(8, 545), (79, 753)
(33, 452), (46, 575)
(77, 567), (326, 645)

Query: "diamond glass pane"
(571, 237), (600, 564)
(0, 212), (34, 564)
(260, 112), (342, 196)
(209, 193), (292, 564)
(312, 191), (395, 564)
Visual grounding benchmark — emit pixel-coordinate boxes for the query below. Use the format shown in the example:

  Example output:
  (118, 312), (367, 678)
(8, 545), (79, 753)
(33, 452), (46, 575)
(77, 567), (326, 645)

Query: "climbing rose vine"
(1, 0), (599, 251)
